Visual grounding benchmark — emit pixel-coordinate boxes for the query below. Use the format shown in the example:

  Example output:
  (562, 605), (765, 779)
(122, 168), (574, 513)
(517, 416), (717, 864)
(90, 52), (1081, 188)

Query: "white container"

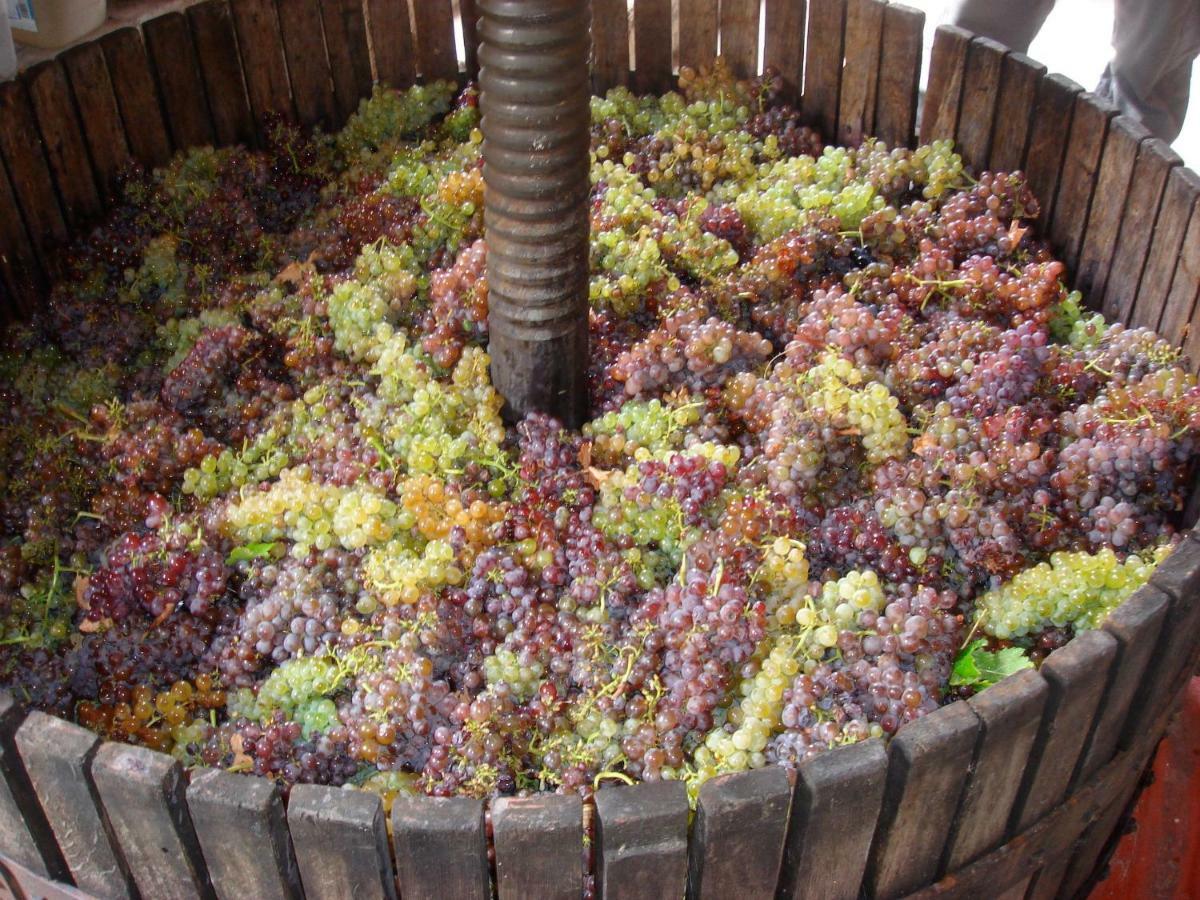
(0, 12), (15, 81)
(8, 0), (106, 51)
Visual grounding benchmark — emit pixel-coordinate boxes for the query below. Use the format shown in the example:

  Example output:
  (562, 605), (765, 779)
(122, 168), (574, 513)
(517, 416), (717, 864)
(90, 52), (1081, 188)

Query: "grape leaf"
(950, 639), (1034, 689)
(226, 542), (278, 564)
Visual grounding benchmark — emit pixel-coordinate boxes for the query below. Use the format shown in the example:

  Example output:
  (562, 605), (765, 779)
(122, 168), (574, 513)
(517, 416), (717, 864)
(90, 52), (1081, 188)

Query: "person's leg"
(946, 0), (1057, 54)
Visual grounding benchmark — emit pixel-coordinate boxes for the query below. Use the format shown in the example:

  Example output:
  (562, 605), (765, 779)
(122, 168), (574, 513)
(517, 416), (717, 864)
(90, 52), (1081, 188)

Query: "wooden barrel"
(0, 2), (1198, 898)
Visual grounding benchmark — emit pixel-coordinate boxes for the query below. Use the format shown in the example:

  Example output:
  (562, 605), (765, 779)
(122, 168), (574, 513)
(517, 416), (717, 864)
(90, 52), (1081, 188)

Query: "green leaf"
(950, 639), (1034, 690)
(226, 542), (278, 564)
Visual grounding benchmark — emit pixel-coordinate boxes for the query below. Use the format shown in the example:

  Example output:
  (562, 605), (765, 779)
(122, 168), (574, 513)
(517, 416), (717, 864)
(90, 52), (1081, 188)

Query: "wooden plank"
(24, 61), (102, 231)
(988, 52), (1044, 172)
(187, 769), (302, 900)
(1075, 116), (1149, 303)
(634, 0), (673, 94)
(288, 784), (396, 900)
(229, 0), (295, 126)
(187, 1), (255, 148)
(594, 780), (689, 899)
(14, 713), (136, 899)
(0, 158), (43, 317)
(0, 853), (92, 900)
(391, 795), (488, 900)
(91, 743), (214, 900)
(1172, 206), (1200, 365)
(919, 25), (970, 144)
(837, 0), (886, 147)
(0, 82), (68, 277)
(1022, 73), (1083, 235)
(863, 701), (979, 898)
(777, 739), (888, 900)
(874, 3), (922, 149)
(720, 0), (761, 80)
(802, 0), (847, 140)
(678, 0), (719, 73)
(460, 0), (480, 76)
(1008, 631), (1117, 834)
(0, 696), (67, 880)
(100, 27), (173, 167)
(1137, 535), (1200, 718)
(1046, 92), (1116, 272)
(276, 0), (338, 129)
(366, 0), (416, 88)
(687, 767), (792, 900)
(321, 0), (374, 125)
(763, 0), (807, 102)
(60, 41), (133, 196)
(1129, 166), (1200, 331)
(143, 12), (216, 151)
(492, 794), (582, 900)
(955, 37), (1007, 173)
(592, 0), (632, 92)
(412, 0), (459, 81)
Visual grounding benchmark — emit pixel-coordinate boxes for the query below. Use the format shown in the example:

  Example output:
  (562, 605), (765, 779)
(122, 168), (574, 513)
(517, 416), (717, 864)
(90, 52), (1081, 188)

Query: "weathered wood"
(187, 1), (256, 148)
(143, 12), (215, 153)
(592, 0), (631, 91)
(60, 41), (132, 198)
(1138, 535), (1200, 716)
(366, 0), (416, 88)
(988, 52), (1044, 172)
(229, 0), (295, 125)
(687, 767), (792, 900)
(764, 0), (807, 102)
(1173, 205), (1200, 366)
(837, 0), (886, 147)
(1008, 631), (1117, 833)
(778, 738), (888, 900)
(1047, 92), (1116, 273)
(919, 25), (971, 144)
(1022, 73), (1082, 230)
(874, 4), (923, 149)
(0, 852), (91, 900)
(288, 784), (395, 900)
(391, 795), (489, 900)
(955, 37), (1006, 172)
(460, 0), (481, 76)
(24, 62), (102, 232)
(276, 0), (338, 129)
(1075, 116), (1149, 302)
(594, 779), (689, 900)
(634, 0), (673, 94)
(91, 742), (214, 900)
(100, 27), (173, 166)
(320, 0), (373, 125)
(187, 768), (302, 900)
(492, 794), (583, 900)
(720, 0), (761, 80)
(0, 696), (66, 880)
(803, 0), (846, 139)
(0, 158), (44, 317)
(863, 701), (979, 898)
(412, 0), (459, 81)
(14, 713), (135, 899)
(678, 0), (719, 72)
(1100, 138), (1181, 325)
(1129, 166), (1200, 331)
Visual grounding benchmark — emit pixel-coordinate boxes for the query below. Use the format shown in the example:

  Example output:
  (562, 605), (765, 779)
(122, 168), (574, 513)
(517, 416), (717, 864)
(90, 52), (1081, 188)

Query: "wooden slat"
(1047, 92), (1116, 273)
(634, 0), (673, 94)
(1137, 535), (1200, 721)
(987, 52), (1044, 172)
(1022, 73), (1082, 234)
(143, 12), (216, 151)
(592, 0), (632, 92)
(0, 82), (68, 278)
(687, 767), (792, 900)
(321, 0), (373, 125)
(24, 61), (102, 231)
(720, 0), (761, 80)
(955, 37), (1006, 172)
(763, 0), (807, 102)
(412, 0), (459, 81)
(1075, 116), (1148, 303)
(0, 696), (67, 880)
(1129, 166), (1200, 331)
(874, 3), (922, 149)
(777, 739), (887, 900)
(187, 1), (255, 147)
(919, 25), (970, 144)
(492, 794), (582, 900)
(594, 780), (689, 899)
(276, 0), (338, 129)
(460, 0), (480, 76)
(837, 0), (886, 147)
(229, 0), (295, 126)
(863, 701), (979, 898)
(60, 41), (133, 196)
(288, 785), (396, 900)
(0, 157), (44, 317)
(391, 795), (489, 900)
(366, 0), (416, 88)
(1171, 205), (1200, 364)
(678, 0), (719, 72)
(802, 0), (847, 139)
(100, 27), (173, 167)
